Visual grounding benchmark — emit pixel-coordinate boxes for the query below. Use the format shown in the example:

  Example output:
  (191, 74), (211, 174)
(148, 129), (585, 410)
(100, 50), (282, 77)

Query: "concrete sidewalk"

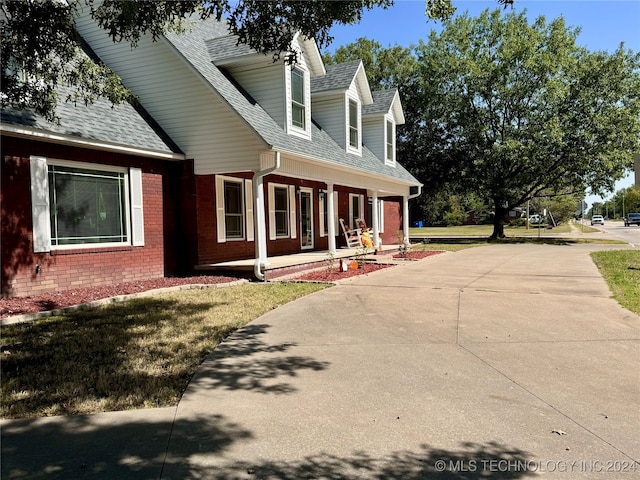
(2, 243), (639, 479)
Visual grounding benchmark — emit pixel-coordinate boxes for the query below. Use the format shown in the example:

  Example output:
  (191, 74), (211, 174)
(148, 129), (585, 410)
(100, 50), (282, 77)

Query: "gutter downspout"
(403, 185), (423, 245)
(253, 151), (281, 281)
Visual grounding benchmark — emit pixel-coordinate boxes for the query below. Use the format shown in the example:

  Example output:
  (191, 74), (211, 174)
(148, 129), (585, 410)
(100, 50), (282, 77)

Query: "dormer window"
(349, 99), (359, 148)
(385, 119), (395, 165)
(291, 67), (306, 130)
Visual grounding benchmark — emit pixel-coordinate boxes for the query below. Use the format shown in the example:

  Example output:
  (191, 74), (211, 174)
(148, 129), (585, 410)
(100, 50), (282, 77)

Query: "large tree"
(1, 0), (516, 123)
(411, 9), (640, 238)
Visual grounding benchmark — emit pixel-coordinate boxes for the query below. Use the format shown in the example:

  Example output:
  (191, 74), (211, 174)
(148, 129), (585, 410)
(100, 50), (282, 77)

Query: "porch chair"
(339, 218), (362, 248)
(356, 218), (371, 233)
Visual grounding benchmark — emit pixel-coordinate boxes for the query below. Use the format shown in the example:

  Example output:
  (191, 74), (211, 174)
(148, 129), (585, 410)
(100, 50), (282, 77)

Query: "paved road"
(589, 220), (640, 246)
(2, 243), (639, 479)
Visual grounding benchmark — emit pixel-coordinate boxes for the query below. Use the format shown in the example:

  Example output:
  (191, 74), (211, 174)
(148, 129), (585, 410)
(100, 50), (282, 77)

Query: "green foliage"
(598, 187), (640, 218)
(0, 0), (135, 123)
(2, 0), (397, 122)
(2, 0), (517, 123)
(410, 9), (640, 236)
(322, 37), (417, 91)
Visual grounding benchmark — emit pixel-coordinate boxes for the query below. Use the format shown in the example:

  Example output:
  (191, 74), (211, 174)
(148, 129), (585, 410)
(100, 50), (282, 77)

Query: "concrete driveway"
(163, 243), (639, 479)
(2, 243), (639, 479)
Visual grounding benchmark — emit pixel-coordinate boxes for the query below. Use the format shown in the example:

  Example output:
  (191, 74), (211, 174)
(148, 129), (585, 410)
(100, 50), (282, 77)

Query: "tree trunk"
(490, 204), (507, 239)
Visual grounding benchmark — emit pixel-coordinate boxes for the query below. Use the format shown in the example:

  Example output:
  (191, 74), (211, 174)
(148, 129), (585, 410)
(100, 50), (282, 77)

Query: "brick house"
(1, 16), (421, 296)
(1, 82), (186, 297)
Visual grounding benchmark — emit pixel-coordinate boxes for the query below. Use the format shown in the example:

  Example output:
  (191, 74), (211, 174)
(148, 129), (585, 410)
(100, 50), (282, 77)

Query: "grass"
(591, 250), (640, 315)
(409, 236), (626, 253)
(408, 222), (589, 237)
(0, 282), (328, 419)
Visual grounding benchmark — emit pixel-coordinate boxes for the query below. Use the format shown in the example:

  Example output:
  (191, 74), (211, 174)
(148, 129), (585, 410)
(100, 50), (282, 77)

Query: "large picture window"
(48, 165), (127, 246)
(30, 157), (143, 252)
(291, 67), (306, 130)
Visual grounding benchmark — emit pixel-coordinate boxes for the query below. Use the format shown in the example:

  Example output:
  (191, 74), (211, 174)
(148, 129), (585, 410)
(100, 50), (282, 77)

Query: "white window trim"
(216, 175), (254, 243)
(299, 187), (314, 249)
(348, 193), (365, 229)
(30, 157), (143, 251)
(286, 64), (311, 140)
(346, 95), (362, 155)
(385, 116), (396, 167)
(319, 191), (337, 238)
(268, 183), (297, 240)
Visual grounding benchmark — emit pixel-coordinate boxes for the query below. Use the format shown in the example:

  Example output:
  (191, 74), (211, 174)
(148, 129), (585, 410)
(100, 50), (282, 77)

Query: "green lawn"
(410, 223), (574, 237)
(591, 250), (640, 315)
(0, 282), (328, 419)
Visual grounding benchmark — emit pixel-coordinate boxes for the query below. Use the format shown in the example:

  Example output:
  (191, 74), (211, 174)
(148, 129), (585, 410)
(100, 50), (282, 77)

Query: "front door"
(300, 188), (313, 249)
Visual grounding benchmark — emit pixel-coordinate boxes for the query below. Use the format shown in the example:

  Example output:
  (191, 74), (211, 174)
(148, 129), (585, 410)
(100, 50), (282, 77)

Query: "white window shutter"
(379, 200), (385, 233)
(29, 156), (51, 253)
(268, 184), (276, 240)
(215, 176), (226, 243)
(245, 179), (254, 242)
(289, 185), (297, 239)
(129, 168), (145, 246)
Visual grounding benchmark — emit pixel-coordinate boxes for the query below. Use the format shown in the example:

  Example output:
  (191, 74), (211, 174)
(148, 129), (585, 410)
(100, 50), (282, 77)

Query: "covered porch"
(195, 244), (401, 280)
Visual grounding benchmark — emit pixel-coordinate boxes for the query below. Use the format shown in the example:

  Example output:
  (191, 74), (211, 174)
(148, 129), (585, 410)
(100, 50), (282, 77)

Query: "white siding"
(311, 96), (346, 149)
(363, 117), (385, 163)
(75, 16), (265, 175)
(231, 64), (286, 128)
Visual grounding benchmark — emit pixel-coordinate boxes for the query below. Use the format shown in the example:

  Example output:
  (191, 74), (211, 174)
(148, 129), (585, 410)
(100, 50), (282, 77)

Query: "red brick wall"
(1, 135), (185, 297)
(195, 173), (368, 263)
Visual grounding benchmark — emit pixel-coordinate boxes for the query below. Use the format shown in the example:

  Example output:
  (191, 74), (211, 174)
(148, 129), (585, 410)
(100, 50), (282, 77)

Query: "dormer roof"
(310, 60), (373, 104)
(363, 89), (405, 125)
(207, 31), (325, 77)
(163, 17), (418, 185)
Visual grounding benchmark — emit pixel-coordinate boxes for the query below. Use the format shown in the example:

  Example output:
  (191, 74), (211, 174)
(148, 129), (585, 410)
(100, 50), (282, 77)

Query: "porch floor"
(194, 244), (400, 280)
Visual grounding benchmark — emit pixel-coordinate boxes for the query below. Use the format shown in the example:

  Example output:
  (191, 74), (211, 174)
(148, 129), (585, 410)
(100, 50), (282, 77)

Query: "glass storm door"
(300, 188), (313, 249)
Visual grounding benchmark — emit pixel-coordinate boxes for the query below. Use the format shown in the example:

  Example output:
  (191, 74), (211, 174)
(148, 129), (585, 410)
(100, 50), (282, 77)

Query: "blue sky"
(326, 0), (640, 207)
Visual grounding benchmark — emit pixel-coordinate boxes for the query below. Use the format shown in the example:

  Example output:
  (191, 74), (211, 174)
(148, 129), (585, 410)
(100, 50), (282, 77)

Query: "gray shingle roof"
(165, 18), (419, 186)
(206, 34), (257, 63)
(310, 60), (362, 94)
(363, 89), (398, 115)
(1, 84), (181, 156)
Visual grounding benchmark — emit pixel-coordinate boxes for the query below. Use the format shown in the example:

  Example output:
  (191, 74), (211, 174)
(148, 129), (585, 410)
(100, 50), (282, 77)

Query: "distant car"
(591, 215), (604, 225)
(528, 214), (543, 224)
(624, 213), (640, 227)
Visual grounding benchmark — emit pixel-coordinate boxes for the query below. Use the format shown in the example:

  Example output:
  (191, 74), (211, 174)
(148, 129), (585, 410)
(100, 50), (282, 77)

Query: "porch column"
(402, 195), (410, 245)
(326, 183), (337, 255)
(371, 190), (380, 250)
(253, 175), (269, 272)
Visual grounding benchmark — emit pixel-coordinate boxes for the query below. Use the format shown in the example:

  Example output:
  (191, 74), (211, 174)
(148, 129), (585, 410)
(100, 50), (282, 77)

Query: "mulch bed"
(293, 262), (394, 282)
(0, 275), (237, 318)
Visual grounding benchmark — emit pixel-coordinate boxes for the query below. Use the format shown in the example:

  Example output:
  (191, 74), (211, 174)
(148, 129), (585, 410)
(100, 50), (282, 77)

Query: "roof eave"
(1, 123), (186, 161)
